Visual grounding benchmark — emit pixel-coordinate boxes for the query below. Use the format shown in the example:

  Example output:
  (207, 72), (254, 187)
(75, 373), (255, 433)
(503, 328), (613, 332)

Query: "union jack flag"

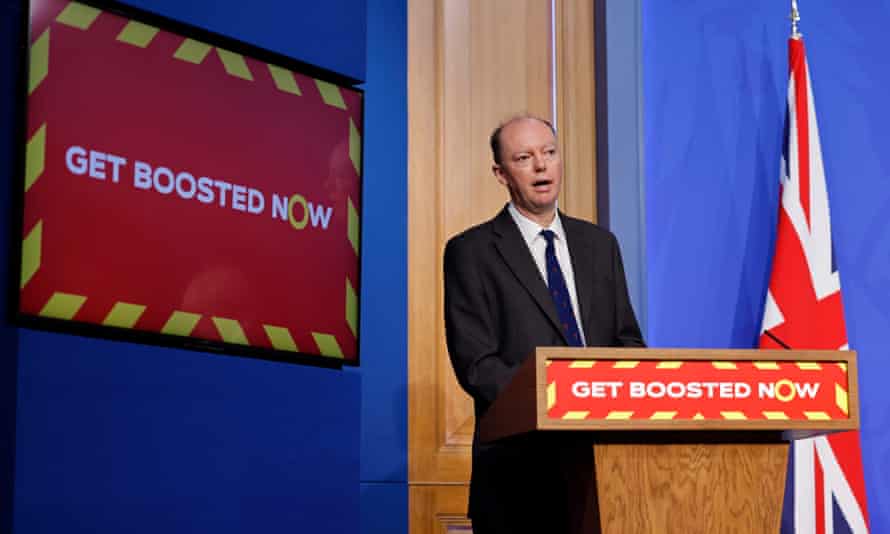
(758, 18), (870, 534)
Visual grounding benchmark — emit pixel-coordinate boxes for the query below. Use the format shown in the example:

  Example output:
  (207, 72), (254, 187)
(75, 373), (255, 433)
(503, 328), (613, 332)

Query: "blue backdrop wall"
(0, 0), (407, 533)
(357, 0), (408, 532)
(644, 1), (890, 531)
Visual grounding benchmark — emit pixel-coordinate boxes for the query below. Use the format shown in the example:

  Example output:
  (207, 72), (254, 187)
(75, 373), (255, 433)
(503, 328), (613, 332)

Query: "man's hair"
(489, 114), (557, 165)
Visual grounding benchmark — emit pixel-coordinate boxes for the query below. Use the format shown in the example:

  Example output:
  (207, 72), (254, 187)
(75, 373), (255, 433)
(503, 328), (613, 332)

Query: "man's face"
(493, 118), (562, 224)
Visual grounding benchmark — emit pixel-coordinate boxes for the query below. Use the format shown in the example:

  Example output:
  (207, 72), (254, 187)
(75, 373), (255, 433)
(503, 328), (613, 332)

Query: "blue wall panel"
(358, 0), (407, 485)
(14, 332), (359, 534)
(357, 0), (407, 531)
(600, 0), (647, 332)
(644, 1), (890, 530)
(361, 482), (407, 534)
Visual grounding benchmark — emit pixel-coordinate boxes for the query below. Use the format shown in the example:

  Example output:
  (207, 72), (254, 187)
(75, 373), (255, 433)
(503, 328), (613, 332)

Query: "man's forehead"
(500, 118), (556, 145)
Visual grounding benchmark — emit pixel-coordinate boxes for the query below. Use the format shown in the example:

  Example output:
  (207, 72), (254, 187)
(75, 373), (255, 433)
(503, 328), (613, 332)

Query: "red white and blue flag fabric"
(759, 34), (870, 533)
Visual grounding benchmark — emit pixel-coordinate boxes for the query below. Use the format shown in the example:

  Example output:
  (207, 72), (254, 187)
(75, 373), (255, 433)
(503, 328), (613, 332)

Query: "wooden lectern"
(479, 347), (859, 533)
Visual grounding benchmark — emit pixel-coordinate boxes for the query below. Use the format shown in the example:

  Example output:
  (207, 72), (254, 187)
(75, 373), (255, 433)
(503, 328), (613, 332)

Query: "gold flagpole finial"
(790, 0), (802, 39)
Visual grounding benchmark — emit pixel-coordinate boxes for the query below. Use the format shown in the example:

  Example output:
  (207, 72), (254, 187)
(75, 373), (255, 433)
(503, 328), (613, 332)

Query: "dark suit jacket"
(443, 205), (644, 532)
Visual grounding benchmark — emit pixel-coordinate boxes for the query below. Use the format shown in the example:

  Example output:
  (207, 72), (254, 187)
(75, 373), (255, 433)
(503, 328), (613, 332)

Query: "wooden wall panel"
(408, 0), (598, 531)
(410, 485), (472, 534)
(555, 0), (598, 220)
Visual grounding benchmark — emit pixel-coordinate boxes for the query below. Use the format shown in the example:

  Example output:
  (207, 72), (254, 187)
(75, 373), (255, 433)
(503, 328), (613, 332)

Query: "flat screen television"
(14, 0), (364, 366)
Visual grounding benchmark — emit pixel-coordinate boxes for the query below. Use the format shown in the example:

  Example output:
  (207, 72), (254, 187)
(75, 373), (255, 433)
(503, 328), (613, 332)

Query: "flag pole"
(790, 0), (802, 39)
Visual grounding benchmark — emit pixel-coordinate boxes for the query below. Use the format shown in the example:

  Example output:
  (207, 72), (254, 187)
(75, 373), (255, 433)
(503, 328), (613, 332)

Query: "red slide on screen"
(22, 0), (363, 361)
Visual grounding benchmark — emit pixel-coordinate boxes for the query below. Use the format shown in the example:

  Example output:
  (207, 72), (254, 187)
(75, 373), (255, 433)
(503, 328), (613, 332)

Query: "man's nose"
(533, 153), (547, 171)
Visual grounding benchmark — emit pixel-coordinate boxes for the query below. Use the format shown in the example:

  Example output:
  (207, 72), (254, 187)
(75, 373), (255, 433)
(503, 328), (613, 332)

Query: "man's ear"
(492, 164), (507, 186)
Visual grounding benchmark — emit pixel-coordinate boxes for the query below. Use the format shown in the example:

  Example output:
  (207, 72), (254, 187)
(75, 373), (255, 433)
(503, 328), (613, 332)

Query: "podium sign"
(546, 357), (851, 423)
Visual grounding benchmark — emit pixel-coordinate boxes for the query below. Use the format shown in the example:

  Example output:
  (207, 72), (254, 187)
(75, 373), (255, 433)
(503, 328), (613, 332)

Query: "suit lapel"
(491, 207), (568, 344)
(562, 215), (595, 340)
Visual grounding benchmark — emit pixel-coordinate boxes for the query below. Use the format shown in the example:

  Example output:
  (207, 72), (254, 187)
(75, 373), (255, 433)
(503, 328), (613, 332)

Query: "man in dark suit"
(443, 115), (645, 534)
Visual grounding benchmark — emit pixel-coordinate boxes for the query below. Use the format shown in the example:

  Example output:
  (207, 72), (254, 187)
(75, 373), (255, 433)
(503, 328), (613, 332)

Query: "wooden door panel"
(410, 485), (472, 534)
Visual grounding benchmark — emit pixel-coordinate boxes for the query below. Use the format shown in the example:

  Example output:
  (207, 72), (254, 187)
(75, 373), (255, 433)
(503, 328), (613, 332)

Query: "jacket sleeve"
(609, 232), (647, 347)
(443, 235), (515, 407)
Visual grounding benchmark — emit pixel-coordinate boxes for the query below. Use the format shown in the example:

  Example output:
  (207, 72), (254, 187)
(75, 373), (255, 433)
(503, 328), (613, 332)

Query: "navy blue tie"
(540, 230), (583, 347)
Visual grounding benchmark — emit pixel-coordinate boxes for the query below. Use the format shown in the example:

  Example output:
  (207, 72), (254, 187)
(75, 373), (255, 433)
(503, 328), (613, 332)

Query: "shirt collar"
(507, 203), (565, 247)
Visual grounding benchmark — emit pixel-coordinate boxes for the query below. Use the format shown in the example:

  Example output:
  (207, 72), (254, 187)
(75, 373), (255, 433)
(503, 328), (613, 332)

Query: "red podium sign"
(546, 357), (850, 422)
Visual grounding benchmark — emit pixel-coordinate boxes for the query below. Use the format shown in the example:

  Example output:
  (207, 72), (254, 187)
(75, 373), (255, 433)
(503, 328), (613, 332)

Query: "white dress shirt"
(507, 203), (587, 346)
